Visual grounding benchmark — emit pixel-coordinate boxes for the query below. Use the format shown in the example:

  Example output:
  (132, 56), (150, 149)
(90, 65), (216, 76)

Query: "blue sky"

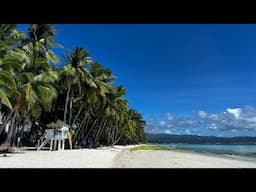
(18, 24), (256, 137)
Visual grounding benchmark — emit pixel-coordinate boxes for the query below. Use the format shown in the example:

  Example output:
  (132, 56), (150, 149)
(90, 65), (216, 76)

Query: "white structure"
(37, 120), (70, 151)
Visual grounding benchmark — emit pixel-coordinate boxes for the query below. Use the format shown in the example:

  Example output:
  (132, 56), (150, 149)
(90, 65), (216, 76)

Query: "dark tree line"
(0, 24), (146, 148)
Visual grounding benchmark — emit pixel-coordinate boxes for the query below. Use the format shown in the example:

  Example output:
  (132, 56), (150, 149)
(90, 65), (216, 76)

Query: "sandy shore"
(112, 149), (256, 168)
(0, 145), (135, 168)
(1, 145), (256, 168)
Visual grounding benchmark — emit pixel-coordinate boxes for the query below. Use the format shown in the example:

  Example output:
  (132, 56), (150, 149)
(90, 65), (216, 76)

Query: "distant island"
(146, 133), (256, 144)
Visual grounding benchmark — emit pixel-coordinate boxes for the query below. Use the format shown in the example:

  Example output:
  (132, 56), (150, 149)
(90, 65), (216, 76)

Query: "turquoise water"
(159, 143), (256, 157)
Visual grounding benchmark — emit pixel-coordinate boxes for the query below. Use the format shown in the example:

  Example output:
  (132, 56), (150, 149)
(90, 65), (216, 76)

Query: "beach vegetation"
(0, 24), (146, 149)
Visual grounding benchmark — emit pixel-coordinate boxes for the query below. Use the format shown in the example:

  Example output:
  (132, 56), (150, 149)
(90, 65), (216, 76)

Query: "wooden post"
(58, 139), (61, 150)
(62, 139), (65, 150)
(68, 131), (72, 150)
(50, 139), (53, 151)
(54, 139), (57, 151)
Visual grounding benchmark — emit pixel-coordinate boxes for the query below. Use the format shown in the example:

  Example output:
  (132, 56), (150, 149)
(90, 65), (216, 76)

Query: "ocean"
(157, 143), (256, 158)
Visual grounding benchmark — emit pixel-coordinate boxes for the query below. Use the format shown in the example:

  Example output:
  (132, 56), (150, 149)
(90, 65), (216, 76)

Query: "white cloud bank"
(226, 108), (241, 119)
(146, 106), (256, 134)
(164, 130), (172, 134)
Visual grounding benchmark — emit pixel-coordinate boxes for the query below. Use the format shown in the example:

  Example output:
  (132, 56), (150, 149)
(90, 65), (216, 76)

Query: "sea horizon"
(152, 143), (256, 159)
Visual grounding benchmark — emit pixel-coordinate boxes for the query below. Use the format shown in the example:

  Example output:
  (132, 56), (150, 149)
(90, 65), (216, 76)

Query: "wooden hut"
(37, 120), (72, 151)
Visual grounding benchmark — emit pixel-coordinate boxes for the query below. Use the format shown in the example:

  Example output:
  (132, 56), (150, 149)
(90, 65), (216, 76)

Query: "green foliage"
(0, 24), (146, 147)
(129, 145), (174, 151)
(0, 88), (13, 110)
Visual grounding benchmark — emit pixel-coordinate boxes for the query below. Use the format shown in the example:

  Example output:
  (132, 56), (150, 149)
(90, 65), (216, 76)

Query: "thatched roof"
(46, 120), (69, 129)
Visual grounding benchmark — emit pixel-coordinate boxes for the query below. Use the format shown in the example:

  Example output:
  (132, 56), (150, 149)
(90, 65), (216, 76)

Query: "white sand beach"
(1, 146), (256, 168)
(0, 145), (135, 168)
(112, 150), (256, 168)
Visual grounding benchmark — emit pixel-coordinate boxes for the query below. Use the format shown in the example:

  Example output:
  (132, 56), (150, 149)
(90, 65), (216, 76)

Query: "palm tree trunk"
(68, 91), (73, 126)
(107, 123), (113, 145)
(112, 132), (123, 145)
(72, 113), (88, 144)
(94, 120), (103, 143)
(109, 124), (116, 145)
(94, 120), (107, 144)
(84, 119), (98, 142)
(71, 104), (84, 129)
(0, 110), (15, 135)
(114, 124), (119, 141)
(64, 82), (71, 123)
(4, 111), (17, 147)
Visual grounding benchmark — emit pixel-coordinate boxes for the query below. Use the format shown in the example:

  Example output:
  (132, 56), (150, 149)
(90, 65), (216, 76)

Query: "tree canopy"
(0, 24), (146, 148)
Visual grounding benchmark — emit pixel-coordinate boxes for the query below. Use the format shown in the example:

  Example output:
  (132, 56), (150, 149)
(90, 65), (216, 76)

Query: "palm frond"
(0, 88), (13, 109)
(25, 82), (37, 110)
(0, 71), (16, 89)
(33, 71), (58, 83)
(46, 50), (59, 64)
(31, 102), (41, 119)
(37, 85), (57, 111)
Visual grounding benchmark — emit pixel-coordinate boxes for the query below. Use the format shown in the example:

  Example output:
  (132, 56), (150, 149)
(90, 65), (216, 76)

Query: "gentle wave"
(157, 143), (256, 158)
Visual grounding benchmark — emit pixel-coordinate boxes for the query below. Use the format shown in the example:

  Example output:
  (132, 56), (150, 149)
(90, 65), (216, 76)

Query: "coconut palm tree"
(69, 63), (112, 145)
(22, 24), (62, 64)
(1, 47), (58, 147)
(0, 24), (146, 148)
(0, 25), (25, 137)
(0, 24), (25, 57)
(60, 46), (93, 124)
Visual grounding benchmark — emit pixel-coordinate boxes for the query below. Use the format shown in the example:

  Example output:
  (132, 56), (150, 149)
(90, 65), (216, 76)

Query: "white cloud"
(145, 106), (256, 134)
(185, 129), (191, 135)
(244, 117), (256, 123)
(198, 110), (207, 119)
(164, 130), (172, 134)
(227, 108), (241, 119)
(208, 123), (217, 130)
(166, 113), (174, 120)
(148, 115), (156, 123)
(208, 114), (218, 121)
(206, 106), (256, 131)
(176, 119), (195, 127)
(159, 121), (166, 126)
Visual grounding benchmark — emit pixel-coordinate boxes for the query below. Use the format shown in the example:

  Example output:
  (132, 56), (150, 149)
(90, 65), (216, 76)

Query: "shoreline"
(0, 145), (139, 168)
(145, 143), (256, 162)
(112, 147), (256, 168)
(1, 144), (256, 168)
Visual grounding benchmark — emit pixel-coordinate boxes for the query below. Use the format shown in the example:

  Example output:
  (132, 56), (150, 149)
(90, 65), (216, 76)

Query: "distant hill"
(146, 133), (256, 144)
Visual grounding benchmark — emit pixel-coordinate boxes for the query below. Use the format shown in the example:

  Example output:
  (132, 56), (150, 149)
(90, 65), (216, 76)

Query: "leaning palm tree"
(60, 46), (93, 124)
(0, 24), (146, 148)
(95, 85), (129, 145)
(0, 47), (58, 147)
(0, 25), (25, 136)
(70, 63), (115, 146)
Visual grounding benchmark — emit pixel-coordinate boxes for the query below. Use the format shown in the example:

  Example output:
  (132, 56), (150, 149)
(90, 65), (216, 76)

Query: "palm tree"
(0, 24), (61, 147)
(0, 25), (25, 137)
(60, 46), (93, 124)
(1, 47), (58, 147)
(69, 62), (111, 145)
(0, 24), (25, 58)
(124, 109), (146, 144)
(0, 24), (146, 148)
(0, 25), (25, 111)
(95, 85), (128, 145)
(22, 24), (62, 64)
